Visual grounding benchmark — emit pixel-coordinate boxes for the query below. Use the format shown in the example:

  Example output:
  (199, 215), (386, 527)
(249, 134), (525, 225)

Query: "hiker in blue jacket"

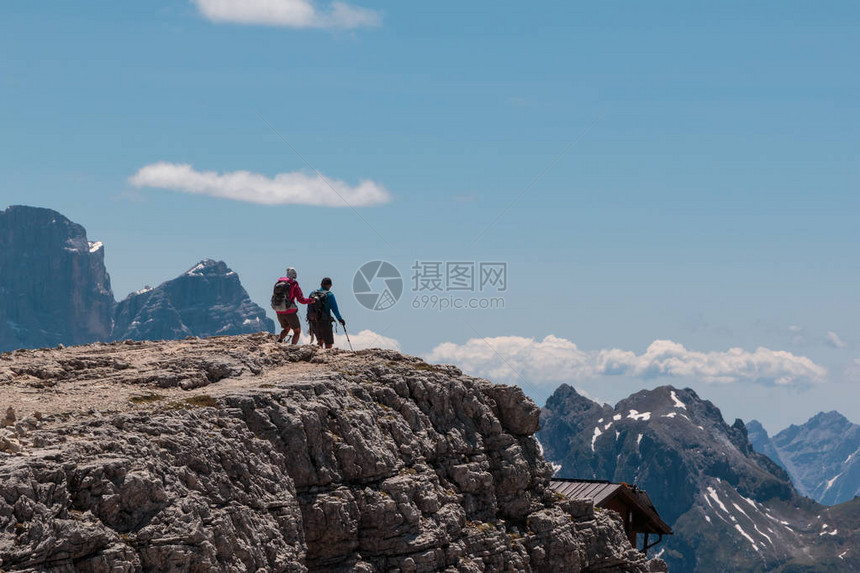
(307, 277), (345, 349)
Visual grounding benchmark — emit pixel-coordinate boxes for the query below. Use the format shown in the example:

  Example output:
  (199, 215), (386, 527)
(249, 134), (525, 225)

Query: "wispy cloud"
(788, 324), (806, 346)
(425, 335), (827, 386)
(786, 325), (849, 350)
(192, 0), (382, 30)
(846, 359), (860, 382)
(129, 162), (391, 207)
(825, 331), (848, 349)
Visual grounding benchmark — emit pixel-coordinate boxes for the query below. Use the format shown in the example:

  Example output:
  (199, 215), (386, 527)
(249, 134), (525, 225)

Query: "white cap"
(285, 267), (297, 279)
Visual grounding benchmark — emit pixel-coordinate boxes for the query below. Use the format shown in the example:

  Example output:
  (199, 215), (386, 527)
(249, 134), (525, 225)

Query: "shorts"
(313, 319), (334, 345)
(277, 312), (301, 331)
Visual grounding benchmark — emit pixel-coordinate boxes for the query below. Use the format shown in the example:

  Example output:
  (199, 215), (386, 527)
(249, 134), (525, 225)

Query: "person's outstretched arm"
(328, 292), (344, 323)
(293, 283), (313, 305)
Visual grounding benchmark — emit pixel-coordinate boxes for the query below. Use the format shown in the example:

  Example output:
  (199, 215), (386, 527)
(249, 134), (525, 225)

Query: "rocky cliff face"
(0, 206), (115, 353)
(0, 335), (664, 572)
(539, 384), (860, 573)
(0, 207), (273, 351)
(749, 412), (860, 505)
(112, 260), (273, 342)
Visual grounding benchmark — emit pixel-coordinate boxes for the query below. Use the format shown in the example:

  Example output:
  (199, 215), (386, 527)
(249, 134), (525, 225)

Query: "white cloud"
(427, 335), (592, 384)
(825, 331), (848, 349)
(299, 328), (400, 351)
(129, 162), (390, 207)
(192, 0), (382, 29)
(425, 335), (827, 387)
(335, 328), (400, 351)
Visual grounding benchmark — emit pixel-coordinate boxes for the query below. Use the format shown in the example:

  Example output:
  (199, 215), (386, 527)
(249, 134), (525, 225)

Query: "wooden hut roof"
(549, 479), (672, 535)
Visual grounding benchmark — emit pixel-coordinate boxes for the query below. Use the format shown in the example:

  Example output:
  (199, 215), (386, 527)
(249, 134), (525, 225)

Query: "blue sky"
(2, 1), (858, 432)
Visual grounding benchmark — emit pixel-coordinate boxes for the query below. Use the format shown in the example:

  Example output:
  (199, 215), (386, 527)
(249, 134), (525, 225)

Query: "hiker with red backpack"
(306, 277), (346, 349)
(271, 267), (313, 344)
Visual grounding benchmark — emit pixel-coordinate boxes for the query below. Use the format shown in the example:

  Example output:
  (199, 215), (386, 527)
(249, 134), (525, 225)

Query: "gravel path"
(0, 333), (329, 423)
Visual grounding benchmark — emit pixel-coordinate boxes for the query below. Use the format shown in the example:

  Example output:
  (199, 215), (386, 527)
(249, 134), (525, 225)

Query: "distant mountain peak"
(750, 410), (860, 505)
(614, 386), (725, 430)
(808, 410), (850, 426)
(4, 204), (68, 219)
(539, 386), (860, 572)
(113, 260), (272, 342)
(746, 419), (767, 433)
(185, 259), (231, 277)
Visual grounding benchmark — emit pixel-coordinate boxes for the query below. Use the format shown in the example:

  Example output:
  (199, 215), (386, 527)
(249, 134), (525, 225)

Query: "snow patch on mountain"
(706, 487), (729, 513)
(591, 426), (602, 452)
(734, 524), (760, 551)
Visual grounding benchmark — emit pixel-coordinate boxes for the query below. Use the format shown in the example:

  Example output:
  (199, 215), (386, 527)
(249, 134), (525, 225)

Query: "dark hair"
(321, 277), (332, 287)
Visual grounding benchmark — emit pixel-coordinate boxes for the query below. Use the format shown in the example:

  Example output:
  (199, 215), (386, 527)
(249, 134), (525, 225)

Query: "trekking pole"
(343, 325), (354, 351)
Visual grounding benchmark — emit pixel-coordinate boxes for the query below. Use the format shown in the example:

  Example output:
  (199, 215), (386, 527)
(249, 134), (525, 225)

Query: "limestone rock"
(1, 335), (657, 572)
(2, 407), (14, 428)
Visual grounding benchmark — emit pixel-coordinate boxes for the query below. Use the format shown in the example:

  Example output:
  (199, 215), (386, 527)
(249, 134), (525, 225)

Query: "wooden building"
(549, 479), (672, 554)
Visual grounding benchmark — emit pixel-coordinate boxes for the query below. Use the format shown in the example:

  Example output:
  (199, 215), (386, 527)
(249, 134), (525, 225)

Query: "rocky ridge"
(0, 335), (665, 572)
